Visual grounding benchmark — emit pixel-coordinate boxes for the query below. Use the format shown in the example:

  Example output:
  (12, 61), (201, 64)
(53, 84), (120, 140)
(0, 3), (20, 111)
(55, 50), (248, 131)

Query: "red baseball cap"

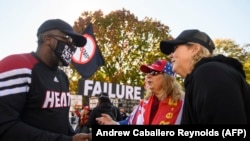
(140, 60), (167, 73)
(140, 60), (175, 76)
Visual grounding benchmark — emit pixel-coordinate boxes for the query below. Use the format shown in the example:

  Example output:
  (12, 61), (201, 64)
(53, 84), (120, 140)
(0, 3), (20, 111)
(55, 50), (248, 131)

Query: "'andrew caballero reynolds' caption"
(95, 128), (220, 138)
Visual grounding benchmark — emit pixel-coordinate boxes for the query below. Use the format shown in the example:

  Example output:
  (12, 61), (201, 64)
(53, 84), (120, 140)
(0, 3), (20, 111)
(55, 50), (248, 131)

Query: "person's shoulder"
(57, 67), (68, 77)
(195, 61), (228, 76)
(198, 61), (223, 68)
(90, 107), (99, 112)
(113, 105), (119, 109)
(4, 52), (34, 58)
(197, 55), (243, 74)
(112, 105), (120, 112)
(0, 52), (37, 70)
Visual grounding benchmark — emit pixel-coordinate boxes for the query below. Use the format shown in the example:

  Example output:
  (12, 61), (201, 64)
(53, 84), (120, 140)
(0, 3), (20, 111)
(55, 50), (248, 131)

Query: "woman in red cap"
(96, 60), (185, 125)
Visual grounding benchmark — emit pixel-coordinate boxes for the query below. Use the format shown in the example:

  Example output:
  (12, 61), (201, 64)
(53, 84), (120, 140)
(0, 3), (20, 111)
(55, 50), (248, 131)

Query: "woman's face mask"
(54, 40), (76, 66)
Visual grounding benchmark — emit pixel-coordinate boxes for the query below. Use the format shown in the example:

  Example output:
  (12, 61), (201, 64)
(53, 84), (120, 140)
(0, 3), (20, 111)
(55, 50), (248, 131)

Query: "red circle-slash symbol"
(72, 34), (96, 64)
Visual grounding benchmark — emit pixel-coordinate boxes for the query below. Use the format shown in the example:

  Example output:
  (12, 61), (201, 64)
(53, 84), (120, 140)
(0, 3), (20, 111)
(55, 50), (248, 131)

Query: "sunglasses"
(148, 71), (163, 76)
(48, 34), (74, 46)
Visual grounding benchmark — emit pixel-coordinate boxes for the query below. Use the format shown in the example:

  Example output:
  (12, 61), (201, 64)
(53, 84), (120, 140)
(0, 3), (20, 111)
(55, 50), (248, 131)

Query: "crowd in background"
(69, 95), (132, 133)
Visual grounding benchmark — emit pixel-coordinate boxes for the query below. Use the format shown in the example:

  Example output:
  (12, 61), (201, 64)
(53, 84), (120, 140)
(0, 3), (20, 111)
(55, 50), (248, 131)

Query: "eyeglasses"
(48, 34), (74, 45)
(147, 71), (163, 76)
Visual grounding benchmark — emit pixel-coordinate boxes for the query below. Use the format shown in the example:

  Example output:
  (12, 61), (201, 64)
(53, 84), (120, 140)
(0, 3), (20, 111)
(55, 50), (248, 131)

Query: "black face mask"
(54, 40), (76, 66)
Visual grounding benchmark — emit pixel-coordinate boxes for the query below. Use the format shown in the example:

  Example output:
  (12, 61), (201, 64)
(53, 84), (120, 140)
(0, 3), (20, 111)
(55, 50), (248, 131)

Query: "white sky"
(0, 0), (249, 59)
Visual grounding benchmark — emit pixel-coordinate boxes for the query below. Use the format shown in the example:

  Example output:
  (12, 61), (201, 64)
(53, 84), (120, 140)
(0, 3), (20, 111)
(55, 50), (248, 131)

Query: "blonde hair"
(189, 43), (213, 67)
(144, 74), (185, 102)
